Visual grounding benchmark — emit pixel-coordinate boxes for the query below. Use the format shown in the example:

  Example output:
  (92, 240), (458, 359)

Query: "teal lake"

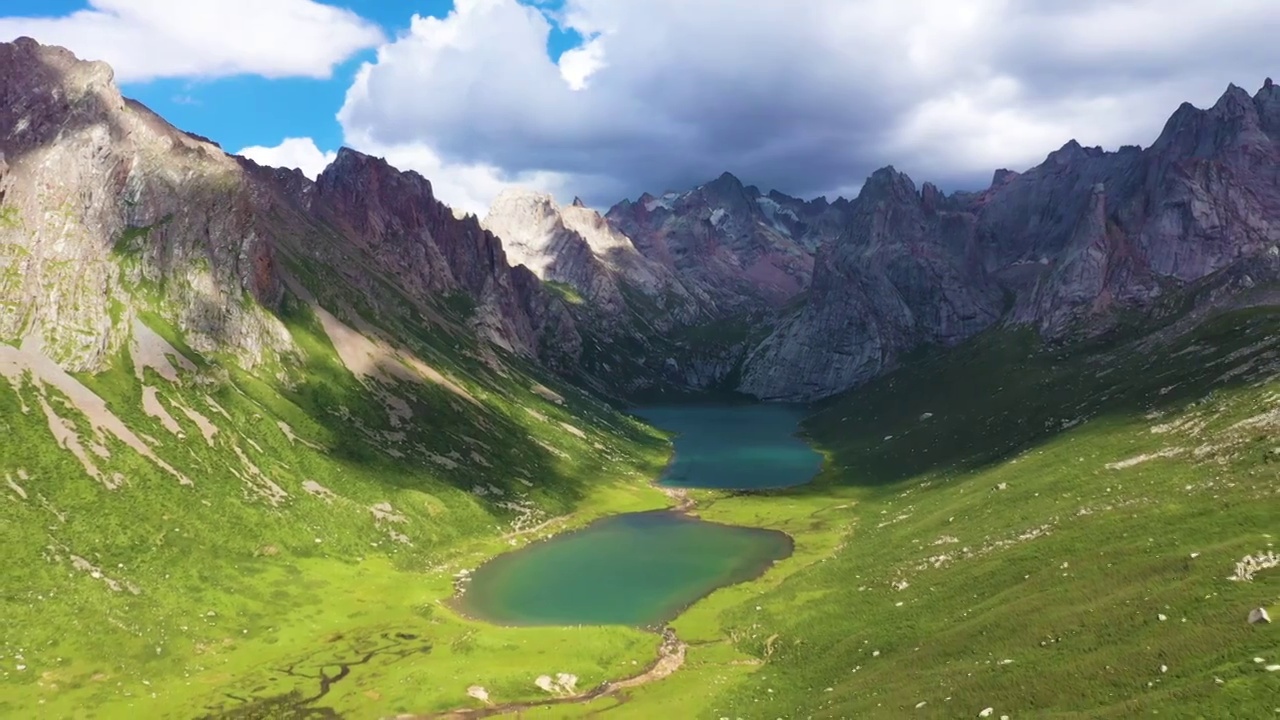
(633, 404), (822, 489)
(457, 510), (792, 626)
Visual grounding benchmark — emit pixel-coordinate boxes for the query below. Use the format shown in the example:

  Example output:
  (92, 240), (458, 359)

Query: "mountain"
(740, 170), (1006, 399)
(480, 176), (855, 397)
(604, 171), (850, 310)
(482, 188), (698, 319)
(740, 80), (1280, 400)
(0, 37), (583, 377)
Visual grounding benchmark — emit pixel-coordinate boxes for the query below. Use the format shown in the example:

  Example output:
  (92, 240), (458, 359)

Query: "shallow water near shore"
(633, 403), (822, 490)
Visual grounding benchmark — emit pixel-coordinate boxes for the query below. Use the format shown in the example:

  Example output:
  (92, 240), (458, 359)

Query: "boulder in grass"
(466, 686), (490, 703)
(1248, 607), (1271, 624)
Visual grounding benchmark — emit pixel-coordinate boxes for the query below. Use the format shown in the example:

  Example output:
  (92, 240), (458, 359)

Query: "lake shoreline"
(428, 403), (829, 718)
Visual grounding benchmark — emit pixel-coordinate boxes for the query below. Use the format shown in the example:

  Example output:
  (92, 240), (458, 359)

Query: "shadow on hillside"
(264, 291), (657, 513)
(767, 306), (1280, 499)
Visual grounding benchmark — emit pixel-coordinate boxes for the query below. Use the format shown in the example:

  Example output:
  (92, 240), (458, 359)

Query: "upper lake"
(632, 404), (822, 490)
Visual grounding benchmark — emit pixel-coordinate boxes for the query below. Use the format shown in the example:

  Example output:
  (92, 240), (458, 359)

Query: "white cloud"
(334, 0), (1280, 209)
(235, 133), (578, 216)
(237, 137), (337, 179)
(558, 37), (605, 91)
(342, 129), (576, 217)
(0, 0), (384, 82)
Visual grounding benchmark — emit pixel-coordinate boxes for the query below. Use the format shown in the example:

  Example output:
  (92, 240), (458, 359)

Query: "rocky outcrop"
(740, 168), (1004, 399)
(605, 172), (847, 310)
(483, 189), (697, 321)
(307, 150), (575, 358)
(741, 80), (1280, 400)
(0, 37), (292, 371)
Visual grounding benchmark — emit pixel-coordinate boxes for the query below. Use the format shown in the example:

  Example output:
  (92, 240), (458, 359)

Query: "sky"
(2, 1), (1279, 215)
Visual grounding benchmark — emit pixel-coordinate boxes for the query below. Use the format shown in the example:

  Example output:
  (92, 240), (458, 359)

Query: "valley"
(0, 34), (1277, 720)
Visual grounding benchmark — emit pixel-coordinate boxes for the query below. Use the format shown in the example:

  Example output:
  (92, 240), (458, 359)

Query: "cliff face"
(0, 37), (577, 374)
(604, 172), (848, 311)
(739, 170), (1005, 399)
(0, 37), (292, 371)
(739, 80), (1280, 400)
(482, 189), (698, 322)
(307, 150), (576, 360)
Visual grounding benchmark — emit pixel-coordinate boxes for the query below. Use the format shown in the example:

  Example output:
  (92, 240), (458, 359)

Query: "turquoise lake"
(457, 510), (792, 626)
(632, 403), (822, 489)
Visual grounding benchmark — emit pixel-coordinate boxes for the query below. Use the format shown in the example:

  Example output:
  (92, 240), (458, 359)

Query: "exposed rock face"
(0, 37), (291, 370)
(741, 81), (1280, 400)
(740, 169), (1004, 399)
(483, 189), (696, 320)
(605, 172), (847, 310)
(307, 150), (575, 359)
(0, 38), (576, 373)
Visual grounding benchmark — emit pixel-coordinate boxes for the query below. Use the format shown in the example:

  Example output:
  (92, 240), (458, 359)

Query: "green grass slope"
(592, 310), (1279, 719)
(0, 262), (676, 717)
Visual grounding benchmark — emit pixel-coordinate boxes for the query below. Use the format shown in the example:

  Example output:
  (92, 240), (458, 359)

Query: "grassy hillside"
(0, 255), (676, 718)
(575, 309), (1279, 719)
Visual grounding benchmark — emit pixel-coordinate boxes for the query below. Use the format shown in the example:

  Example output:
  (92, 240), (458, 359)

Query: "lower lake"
(457, 510), (792, 626)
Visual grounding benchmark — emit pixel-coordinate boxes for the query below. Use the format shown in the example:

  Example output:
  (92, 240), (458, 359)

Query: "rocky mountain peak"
(1150, 79), (1277, 158)
(0, 37), (295, 371)
(321, 147), (434, 198)
(920, 181), (942, 212)
(572, 196), (586, 208)
(482, 184), (690, 327)
(1045, 139), (1089, 165)
(1253, 78), (1280, 136)
(991, 168), (1019, 186)
(488, 187), (559, 219)
(708, 170), (745, 190)
(0, 37), (126, 155)
(858, 165), (919, 204)
(1214, 83), (1255, 113)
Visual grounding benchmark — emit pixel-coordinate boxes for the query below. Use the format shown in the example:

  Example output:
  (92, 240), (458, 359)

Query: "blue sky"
(1, 1), (581, 155)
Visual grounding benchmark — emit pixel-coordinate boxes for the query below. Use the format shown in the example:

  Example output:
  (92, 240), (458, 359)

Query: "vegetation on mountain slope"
(0, 260), (675, 718)
(580, 306), (1279, 719)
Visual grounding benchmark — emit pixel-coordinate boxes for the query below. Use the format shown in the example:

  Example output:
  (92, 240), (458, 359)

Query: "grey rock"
(740, 80), (1280, 400)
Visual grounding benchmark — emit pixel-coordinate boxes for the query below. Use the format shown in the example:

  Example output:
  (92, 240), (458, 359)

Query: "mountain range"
(486, 77), (1280, 401)
(5, 36), (1276, 405)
